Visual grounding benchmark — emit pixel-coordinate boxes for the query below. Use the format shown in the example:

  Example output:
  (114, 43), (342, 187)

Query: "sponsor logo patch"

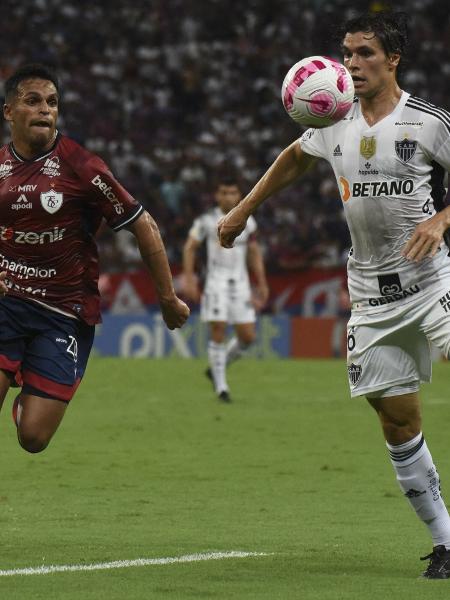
(405, 489), (426, 498)
(40, 155), (61, 177)
(12, 194), (32, 211)
(0, 160), (13, 180)
(0, 226), (65, 244)
(439, 290), (450, 313)
(377, 273), (402, 296)
(333, 144), (342, 156)
(91, 174), (124, 214)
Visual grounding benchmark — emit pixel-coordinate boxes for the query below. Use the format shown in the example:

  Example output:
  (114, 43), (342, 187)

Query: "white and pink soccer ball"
(281, 56), (354, 128)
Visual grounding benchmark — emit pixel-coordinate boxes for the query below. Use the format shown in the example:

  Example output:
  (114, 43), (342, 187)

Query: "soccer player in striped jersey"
(0, 64), (189, 453)
(218, 12), (450, 578)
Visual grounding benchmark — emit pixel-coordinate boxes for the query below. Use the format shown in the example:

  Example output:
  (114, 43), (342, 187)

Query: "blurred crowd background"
(0, 0), (449, 274)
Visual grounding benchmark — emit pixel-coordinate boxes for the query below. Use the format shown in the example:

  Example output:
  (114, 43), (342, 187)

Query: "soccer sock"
(208, 341), (228, 393)
(225, 336), (250, 366)
(387, 432), (450, 549)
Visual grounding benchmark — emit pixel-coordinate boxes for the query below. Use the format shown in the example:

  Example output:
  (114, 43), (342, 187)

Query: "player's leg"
(15, 308), (95, 452)
(200, 290), (231, 400)
(226, 322), (256, 366)
(367, 390), (450, 577)
(13, 393), (67, 453)
(348, 313), (450, 577)
(226, 288), (257, 369)
(0, 369), (12, 412)
(207, 321), (230, 400)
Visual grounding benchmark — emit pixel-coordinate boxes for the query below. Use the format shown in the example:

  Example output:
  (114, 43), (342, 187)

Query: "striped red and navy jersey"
(0, 133), (143, 324)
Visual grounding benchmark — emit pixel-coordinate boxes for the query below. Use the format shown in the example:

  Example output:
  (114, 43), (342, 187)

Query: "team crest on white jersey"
(360, 136), (376, 159)
(40, 155), (61, 177)
(40, 190), (63, 214)
(395, 138), (417, 163)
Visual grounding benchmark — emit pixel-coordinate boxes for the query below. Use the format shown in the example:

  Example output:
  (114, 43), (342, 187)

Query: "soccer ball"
(281, 56), (354, 128)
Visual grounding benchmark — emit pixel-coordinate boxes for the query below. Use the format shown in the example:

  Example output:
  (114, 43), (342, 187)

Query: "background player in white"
(218, 12), (450, 578)
(183, 177), (268, 402)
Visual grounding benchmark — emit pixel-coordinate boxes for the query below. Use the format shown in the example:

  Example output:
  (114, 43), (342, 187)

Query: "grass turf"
(0, 358), (449, 599)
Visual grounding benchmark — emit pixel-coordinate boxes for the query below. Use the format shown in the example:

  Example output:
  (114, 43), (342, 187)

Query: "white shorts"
(347, 279), (450, 398)
(200, 283), (256, 324)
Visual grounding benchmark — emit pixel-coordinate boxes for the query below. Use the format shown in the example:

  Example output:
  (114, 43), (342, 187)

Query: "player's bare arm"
(182, 236), (201, 302)
(402, 205), (450, 262)
(0, 271), (8, 296)
(128, 211), (190, 329)
(217, 141), (316, 248)
(247, 239), (269, 310)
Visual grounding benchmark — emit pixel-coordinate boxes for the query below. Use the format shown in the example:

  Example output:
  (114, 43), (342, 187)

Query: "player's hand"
(252, 282), (269, 311)
(182, 274), (201, 303)
(159, 295), (190, 330)
(402, 212), (449, 262)
(217, 205), (249, 248)
(0, 271), (8, 296)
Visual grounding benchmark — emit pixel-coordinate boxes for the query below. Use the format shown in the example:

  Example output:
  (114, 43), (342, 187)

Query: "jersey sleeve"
(77, 153), (144, 231)
(188, 215), (207, 242)
(247, 215), (257, 235)
(424, 116), (450, 171)
(298, 127), (328, 160)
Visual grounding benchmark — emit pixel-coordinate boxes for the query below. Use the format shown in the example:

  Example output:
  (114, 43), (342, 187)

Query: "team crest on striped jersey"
(347, 363), (362, 386)
(395, 138), (417, 163)
(40, 190), (63, 214)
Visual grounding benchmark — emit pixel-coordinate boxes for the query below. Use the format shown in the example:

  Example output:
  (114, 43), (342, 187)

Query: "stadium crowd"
(0, 0), (448, 273)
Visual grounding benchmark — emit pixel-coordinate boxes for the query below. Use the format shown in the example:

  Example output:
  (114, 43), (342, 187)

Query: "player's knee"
(238, 332), (255, 346)
(17, 430), (50, 454)
(377, 412), (420, 444)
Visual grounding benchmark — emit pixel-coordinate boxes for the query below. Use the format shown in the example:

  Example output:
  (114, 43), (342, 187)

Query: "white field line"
(0, 550), (269, 577)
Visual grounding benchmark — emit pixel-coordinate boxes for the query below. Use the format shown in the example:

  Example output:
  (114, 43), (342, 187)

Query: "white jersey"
(188, 207), (257, 292)
(300, 91), (450, 314)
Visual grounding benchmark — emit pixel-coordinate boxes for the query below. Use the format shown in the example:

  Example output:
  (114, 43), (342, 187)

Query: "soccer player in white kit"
(183, 178), (268, 402)
(218, 12), (450, 578)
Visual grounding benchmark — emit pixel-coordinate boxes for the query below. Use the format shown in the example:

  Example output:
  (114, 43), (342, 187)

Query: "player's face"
(341, 31), (400, 98)
(3, 78), (59, 152)
(215, 185), (242, 213)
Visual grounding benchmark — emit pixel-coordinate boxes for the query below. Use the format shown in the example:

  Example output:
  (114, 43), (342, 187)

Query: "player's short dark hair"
(4, 63), (59, 102)
(214, 175), (241, 190)
(340, 11), (409, 57)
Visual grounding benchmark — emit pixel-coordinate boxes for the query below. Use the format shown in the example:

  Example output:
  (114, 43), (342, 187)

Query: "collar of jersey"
(9, 131), (60, 162)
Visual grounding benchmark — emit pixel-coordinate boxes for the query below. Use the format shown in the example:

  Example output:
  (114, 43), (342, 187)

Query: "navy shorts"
(0, 296), (95, 402)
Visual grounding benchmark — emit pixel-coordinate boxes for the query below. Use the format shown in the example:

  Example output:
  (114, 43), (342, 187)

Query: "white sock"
(208, 341), (228, 393)
(387, 432), (450, 549)
(225, 336), (250, 366)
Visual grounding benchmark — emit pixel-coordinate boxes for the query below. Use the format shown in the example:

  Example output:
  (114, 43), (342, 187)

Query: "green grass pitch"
(0, 358), (450, 599)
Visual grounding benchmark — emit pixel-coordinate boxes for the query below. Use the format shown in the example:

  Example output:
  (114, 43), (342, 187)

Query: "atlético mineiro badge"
(348, 363), (362, 386)
(40, 190), (63, 214)
(395, 139), (417, 163)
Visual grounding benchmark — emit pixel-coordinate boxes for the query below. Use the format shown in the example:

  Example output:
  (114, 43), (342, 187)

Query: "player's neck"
(359, 83), (403, 127)
(11, 133), (57, 160)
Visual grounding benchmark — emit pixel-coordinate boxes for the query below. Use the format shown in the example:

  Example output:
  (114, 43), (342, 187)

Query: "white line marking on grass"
(0, 550), (269, 577)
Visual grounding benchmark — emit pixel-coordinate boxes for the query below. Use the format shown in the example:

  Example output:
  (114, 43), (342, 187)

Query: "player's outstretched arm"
(182, 236), (201, 302)
(128, 211), (190, 329)
(247, 239), (269, 311)
(218, 141), (316, 248)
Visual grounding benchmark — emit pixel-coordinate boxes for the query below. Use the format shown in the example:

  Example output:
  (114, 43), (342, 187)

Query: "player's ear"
(3, 103), (13, 123)
(388, 52), (401, 70)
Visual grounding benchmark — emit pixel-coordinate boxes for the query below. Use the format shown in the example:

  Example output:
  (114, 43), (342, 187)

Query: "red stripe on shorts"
(22, 370), (82, 401)
(0, 354), (21, 373)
